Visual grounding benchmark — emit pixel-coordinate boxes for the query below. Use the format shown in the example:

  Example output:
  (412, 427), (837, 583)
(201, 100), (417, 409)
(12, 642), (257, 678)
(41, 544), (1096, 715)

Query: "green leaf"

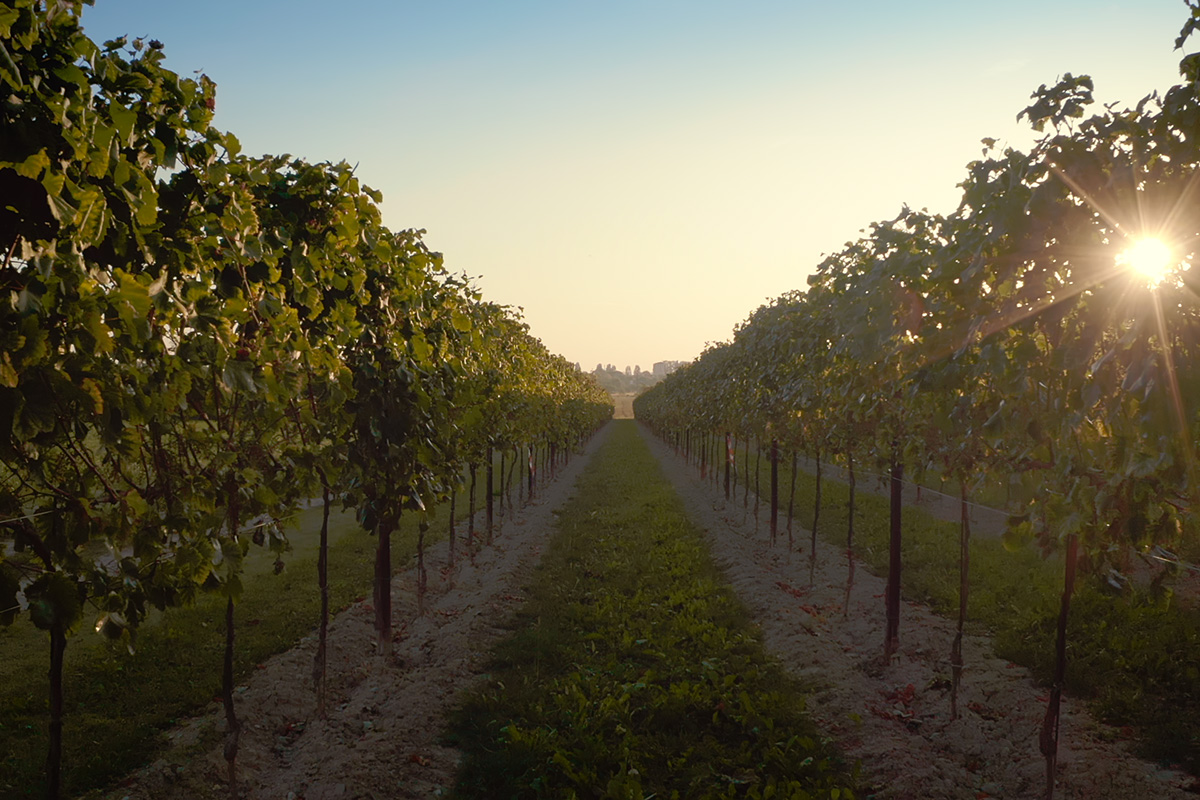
(125, 488), (149, 518)
(0, 39), (22, 88)
(135, 181), (158, 227)
(84, 309), (113, 354)
(452, 309), (474, 333)
(42, 172), (73, 222)
(72, 186), (107, 245)
(14, 150), (50, 179)
(110, 102), (137, 146)
(0, 6), (19, 37)
(0, 352), (17, 388)
(25, 573), (83, 634)
(252, 485), (278, 507)
(411, 334), (432, 364)
(81, 377), (103, 414)
(114, 269), (152, 318)
(88, 124), (115, 179)
(52, 63), (87, 88)
(1002, 519), (1034, 553)
(222, 359), (257, 393)
(223, 573), (243, 602)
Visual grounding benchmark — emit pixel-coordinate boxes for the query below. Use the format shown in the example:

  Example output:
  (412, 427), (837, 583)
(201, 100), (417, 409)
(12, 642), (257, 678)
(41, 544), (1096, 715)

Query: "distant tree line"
(590, 364), (668, 394)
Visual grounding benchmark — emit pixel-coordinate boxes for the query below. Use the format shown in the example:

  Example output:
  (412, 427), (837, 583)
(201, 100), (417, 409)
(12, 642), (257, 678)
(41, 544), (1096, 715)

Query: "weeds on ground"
(449, 421), (855, 799)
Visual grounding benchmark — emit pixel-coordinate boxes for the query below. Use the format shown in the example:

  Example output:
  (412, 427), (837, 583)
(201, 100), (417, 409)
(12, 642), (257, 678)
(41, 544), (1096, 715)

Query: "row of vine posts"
(637, 6), (1200, 797)
(0, 4), (612, 798)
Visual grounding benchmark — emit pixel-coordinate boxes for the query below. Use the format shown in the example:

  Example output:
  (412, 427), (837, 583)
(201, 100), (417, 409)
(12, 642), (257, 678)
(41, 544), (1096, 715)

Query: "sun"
(1119, 237), (1175, 288)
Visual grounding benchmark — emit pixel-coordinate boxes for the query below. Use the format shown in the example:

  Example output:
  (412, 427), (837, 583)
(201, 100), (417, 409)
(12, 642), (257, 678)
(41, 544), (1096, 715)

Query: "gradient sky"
(81, 1), (1192, 373)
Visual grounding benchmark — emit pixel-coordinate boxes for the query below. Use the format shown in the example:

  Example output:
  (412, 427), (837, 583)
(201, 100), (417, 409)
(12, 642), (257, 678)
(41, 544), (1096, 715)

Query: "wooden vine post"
(315, 486), (332, 716)
(374, 516), (395, 656)
(1040, 532), (1079, 798)
(809, 446), (823, 584)
(770, 439), (779, 546)
(724, 433), (732, 500)
(222, 595), (240, 798)
(787, 451), (798, 550)
(487, 446), (495, 543)
(47, 622), (66, 799)
(884, 447), (903, 661)
(844, 450), (857, 615)
(951, 481), (971, 718)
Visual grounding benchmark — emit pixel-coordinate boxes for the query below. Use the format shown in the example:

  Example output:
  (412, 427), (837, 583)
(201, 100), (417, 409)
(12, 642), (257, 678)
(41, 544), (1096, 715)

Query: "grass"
(720, 437), (1200, 774)
(0, 461), (511, 800)
(448, 420), (856, 799)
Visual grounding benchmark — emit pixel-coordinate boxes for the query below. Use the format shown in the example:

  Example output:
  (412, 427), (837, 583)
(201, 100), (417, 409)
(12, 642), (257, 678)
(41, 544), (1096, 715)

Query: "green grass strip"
(448, 421), (857, 800)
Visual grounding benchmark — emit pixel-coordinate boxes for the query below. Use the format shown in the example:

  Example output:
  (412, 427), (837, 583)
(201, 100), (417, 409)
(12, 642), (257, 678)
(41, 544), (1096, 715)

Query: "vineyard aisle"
(94, 425), (614, 800)
(637, 423), (1196, 799)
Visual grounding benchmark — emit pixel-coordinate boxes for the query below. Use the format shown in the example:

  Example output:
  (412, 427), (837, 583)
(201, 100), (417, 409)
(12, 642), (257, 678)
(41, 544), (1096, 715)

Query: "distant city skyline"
(80, 2), (1193, 371)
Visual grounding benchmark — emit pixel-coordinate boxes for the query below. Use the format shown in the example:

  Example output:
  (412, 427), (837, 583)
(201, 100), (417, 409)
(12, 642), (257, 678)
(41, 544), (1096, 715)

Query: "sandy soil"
(610, 392), (636, 420)
(643, 426), (1198, 800)
(96, 420), (1198, 799)
(97, 427), (613, 800)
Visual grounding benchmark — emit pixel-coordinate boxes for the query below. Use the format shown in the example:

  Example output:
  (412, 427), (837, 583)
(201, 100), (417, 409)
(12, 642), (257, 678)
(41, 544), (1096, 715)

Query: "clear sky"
(81, 1), (1192, 373)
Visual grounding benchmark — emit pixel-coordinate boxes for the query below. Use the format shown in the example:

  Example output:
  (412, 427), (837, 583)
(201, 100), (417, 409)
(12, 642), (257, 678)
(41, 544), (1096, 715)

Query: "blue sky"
(82, 1), (1194, 372)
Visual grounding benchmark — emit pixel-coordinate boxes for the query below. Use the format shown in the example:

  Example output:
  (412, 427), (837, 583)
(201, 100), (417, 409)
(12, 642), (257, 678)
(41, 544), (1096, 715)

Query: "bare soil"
(95, 428), (612, 800)
(610, 392), (636, 420)
(96, 421), (1198, 799)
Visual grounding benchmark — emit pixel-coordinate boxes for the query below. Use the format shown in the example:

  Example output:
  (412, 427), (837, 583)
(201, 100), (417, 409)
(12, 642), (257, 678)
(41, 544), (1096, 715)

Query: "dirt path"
(641, 424), (1197, 799)
(610, 392), (636, 419)
(96, 425), (612, 800)
(94, 420), (1197, 800)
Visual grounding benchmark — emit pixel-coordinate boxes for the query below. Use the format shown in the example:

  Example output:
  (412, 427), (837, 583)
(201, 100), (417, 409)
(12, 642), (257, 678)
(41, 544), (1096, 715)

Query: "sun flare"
(1119, 237), (1174, 288)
